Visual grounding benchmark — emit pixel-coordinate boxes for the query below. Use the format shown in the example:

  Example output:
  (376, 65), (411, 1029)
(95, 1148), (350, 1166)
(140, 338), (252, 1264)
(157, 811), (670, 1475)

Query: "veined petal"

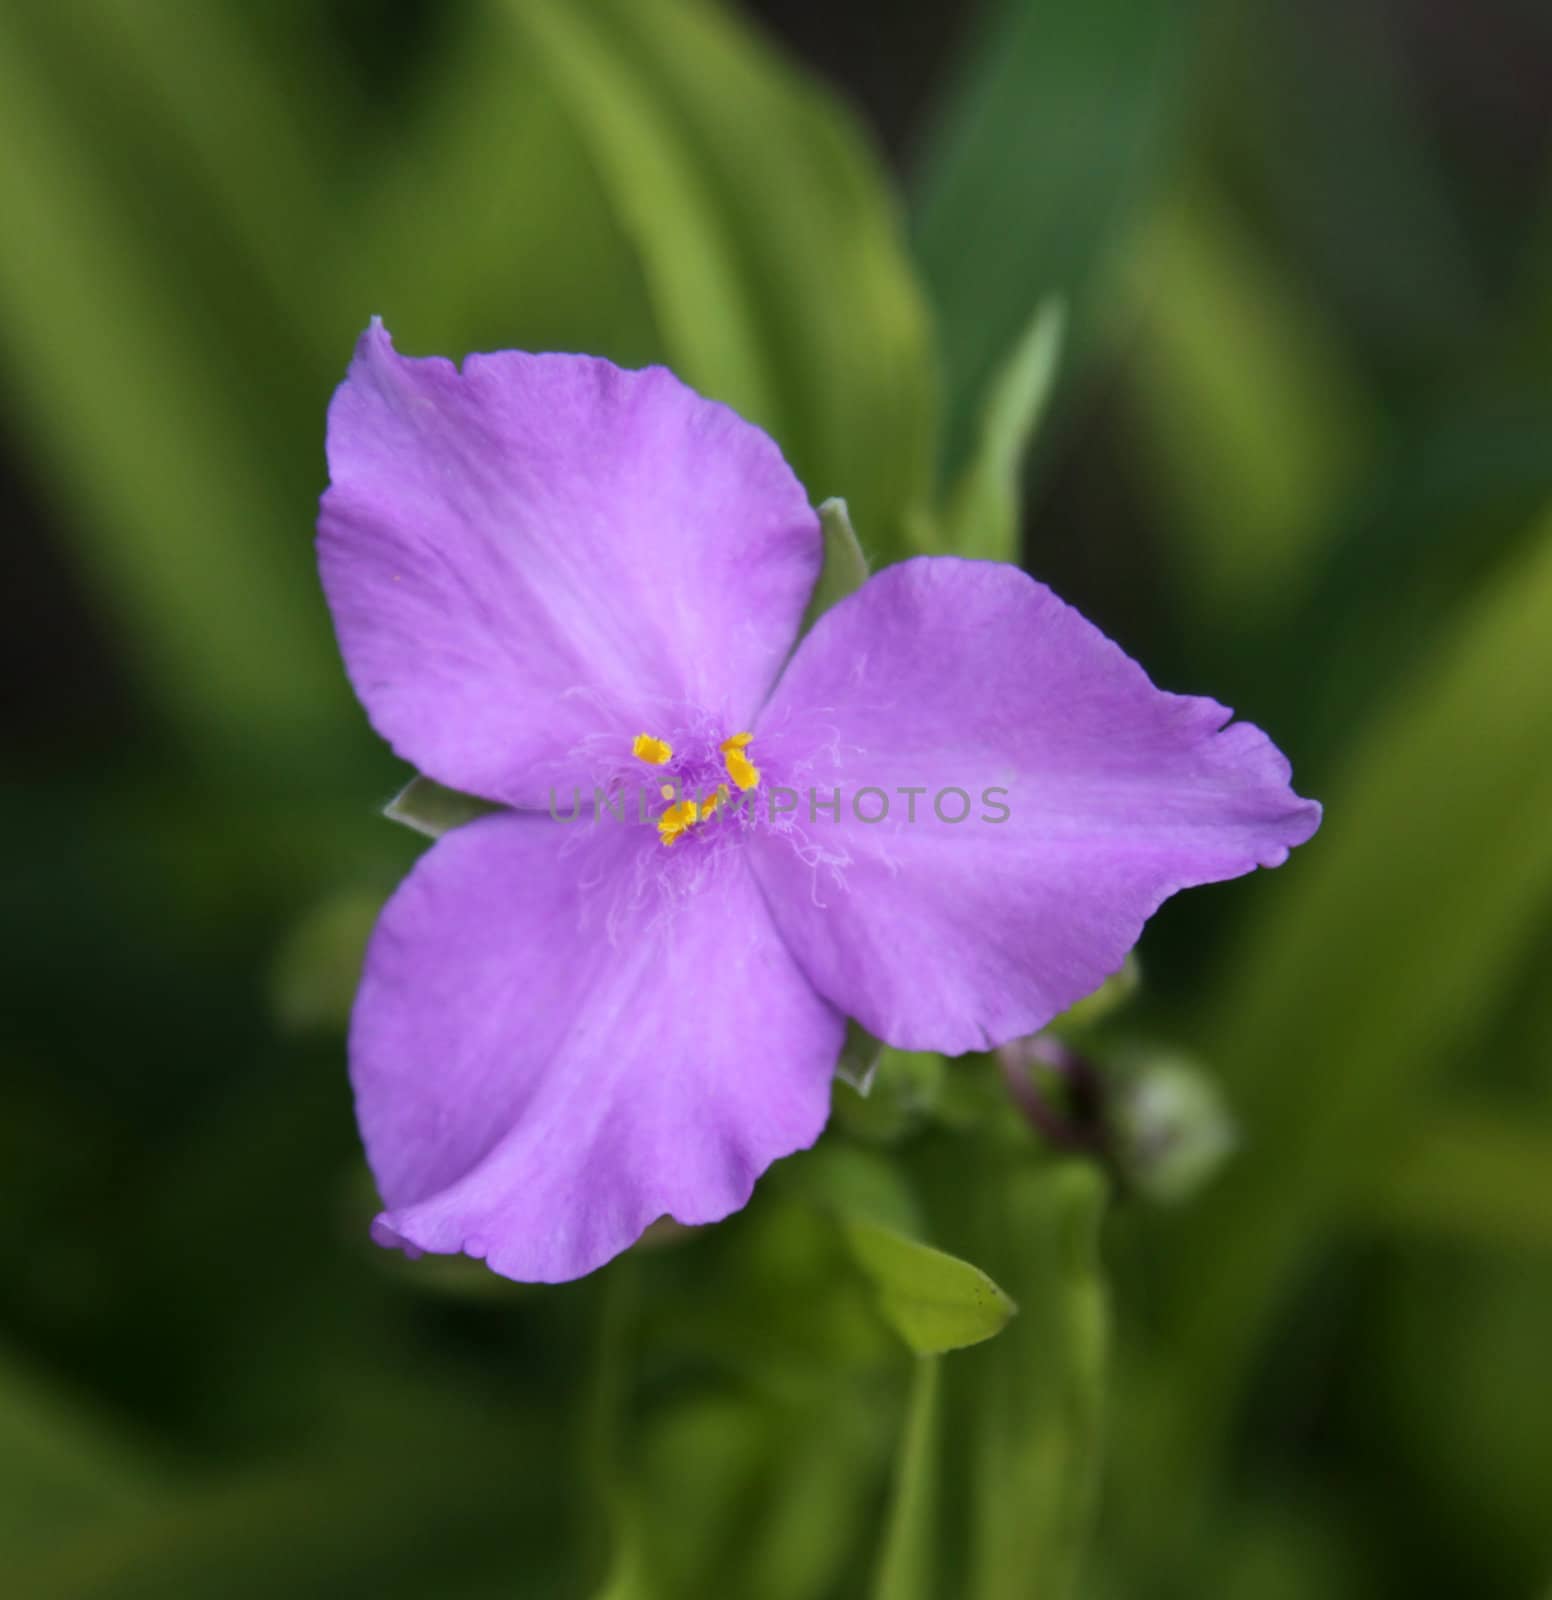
(352, 812), (843, 1283)
(318, 322), (820, 806)
(749, 558), (1321, 1054)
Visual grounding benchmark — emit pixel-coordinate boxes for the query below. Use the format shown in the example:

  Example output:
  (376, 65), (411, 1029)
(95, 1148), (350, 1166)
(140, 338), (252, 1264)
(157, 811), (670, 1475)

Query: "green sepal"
(383, 775), (503, 839)
(831, 1048), (947, 1142)
(799, 496), (871, 636)
(833, 1017), (884, 1094)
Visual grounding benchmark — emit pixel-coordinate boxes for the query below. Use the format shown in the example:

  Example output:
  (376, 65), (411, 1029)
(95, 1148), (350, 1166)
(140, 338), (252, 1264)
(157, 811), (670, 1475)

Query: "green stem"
(871, 1357), (943, 1600)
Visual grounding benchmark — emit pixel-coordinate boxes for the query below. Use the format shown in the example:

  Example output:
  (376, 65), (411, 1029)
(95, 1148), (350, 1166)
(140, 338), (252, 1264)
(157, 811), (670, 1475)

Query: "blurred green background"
(4, 0), (1551, 1595)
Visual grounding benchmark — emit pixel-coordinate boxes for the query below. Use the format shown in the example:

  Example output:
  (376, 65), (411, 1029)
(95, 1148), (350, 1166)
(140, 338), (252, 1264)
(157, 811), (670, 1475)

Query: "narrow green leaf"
(960, 1161), (1109, 1600)
(357, 2), (663, 368)
(0, 10), (350, 769)
(32, 0), (357, 349)
(507, 0), (776, 417)
(1362, 1106), (1552, 1253)
(900, 1153), (1111, 1598)
(843, 1218), (1016, 1355)
(0, 1343), (161, 1558)
(383, 777), (503, 840)
(942, 300), (1066, 562)
(1193, 508), (1552, 1305)
(914, 0), (1205, 472)
(510, 0), (937, 557)
(10, 1408), (572, 1599)
(871, 1357), (942, 1600)
(1221, 0), (1482, 361)
(1130, 189), (1377, 620)
(269, 888), (381, 1034)
(1120, 509), (1552, 1574)
(591, 1510), (649, 1600)
(1376, 1225), (1552, 1575)
(633, 1386), (885, 1600)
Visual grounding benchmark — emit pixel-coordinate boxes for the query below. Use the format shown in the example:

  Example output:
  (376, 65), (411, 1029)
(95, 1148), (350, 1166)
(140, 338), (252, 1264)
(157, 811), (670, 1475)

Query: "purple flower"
(318, 321), (1320, 1283)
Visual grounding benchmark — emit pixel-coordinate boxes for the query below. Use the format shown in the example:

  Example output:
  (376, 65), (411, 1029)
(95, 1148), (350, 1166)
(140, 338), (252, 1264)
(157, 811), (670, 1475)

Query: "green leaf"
(0, 1342), (160, 1560)
(870, 1357), (942, 1600)
(34, 0), (357, 351)
(1375, 1200), (1552, 1575)
(632, 1386), (886, 1600)
(0, 7), (352, 771)
(914, 0), (1206, 473)
(591, 1508), (649, 1600)
(10, 1406), (579, 1600)
(1361, 1105), (1552, 1253)
(1218, 0), (1482, 363)
(383, 777), (503, 840)
(843, 1217), (1016, 1355)
(1119, 508), (1552, 1575)
(356, 2), (663, 370)
(1130, 189), (1377, 621)
(509, 0), (938, 557)
(942, 300), (1066, 562)
(957, 1161), (1109, 1600)
(800, 498), (872, 637)
(1199, 507), (1552, 1294)
(269, 888), (381, 1034)
(902, 1153), (1110, 1600)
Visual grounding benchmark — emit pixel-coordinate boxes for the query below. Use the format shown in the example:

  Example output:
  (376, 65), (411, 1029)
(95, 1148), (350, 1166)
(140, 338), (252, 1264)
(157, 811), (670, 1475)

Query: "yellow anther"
(645, 735), (752, 846)
(657, 796), (700, 847)
(632, 733), (673, 766)
(720, 731), (760, 792)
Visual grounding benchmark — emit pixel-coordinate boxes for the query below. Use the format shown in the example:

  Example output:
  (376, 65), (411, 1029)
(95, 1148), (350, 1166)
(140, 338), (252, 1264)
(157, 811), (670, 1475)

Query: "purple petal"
(748, 558), (1321, 1054)
(318, 323), (820, 806)
(352, 811), (843, 1282)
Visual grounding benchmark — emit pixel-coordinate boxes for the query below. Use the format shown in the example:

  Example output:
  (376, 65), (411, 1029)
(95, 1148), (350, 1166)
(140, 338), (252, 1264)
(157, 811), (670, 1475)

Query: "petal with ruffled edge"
(748, 558), (1321, 1055)
(352, 811), (843, 1283)
(318, 322), (820, 807)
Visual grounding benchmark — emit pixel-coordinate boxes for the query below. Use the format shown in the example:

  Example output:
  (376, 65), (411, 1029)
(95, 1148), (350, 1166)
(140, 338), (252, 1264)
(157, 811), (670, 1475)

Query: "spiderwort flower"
(318, 322), (1320, 1283)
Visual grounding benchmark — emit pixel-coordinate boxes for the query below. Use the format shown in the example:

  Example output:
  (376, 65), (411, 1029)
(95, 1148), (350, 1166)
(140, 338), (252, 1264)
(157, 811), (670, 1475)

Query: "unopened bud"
(1111, 1053), (1237, 1203)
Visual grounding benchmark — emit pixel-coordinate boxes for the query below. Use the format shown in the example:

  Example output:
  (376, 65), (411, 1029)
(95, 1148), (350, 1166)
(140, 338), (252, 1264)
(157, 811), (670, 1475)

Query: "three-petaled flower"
(318, 321), (1320, 1283)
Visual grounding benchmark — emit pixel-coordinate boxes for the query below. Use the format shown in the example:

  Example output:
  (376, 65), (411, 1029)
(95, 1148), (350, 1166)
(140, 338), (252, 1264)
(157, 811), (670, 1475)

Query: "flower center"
(633, 730), (761, 846)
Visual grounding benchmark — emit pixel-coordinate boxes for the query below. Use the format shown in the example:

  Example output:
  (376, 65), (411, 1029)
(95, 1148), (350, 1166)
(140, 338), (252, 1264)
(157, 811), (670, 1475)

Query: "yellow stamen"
(646, 734), (755, 847)
(632, 733), (673, 766)
(657, 796), (700, 847)
(720, 731), (760, 791)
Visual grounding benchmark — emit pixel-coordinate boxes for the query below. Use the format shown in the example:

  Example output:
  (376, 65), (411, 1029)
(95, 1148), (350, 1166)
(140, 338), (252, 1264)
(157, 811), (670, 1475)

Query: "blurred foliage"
(4, 0), (1552, 1597)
